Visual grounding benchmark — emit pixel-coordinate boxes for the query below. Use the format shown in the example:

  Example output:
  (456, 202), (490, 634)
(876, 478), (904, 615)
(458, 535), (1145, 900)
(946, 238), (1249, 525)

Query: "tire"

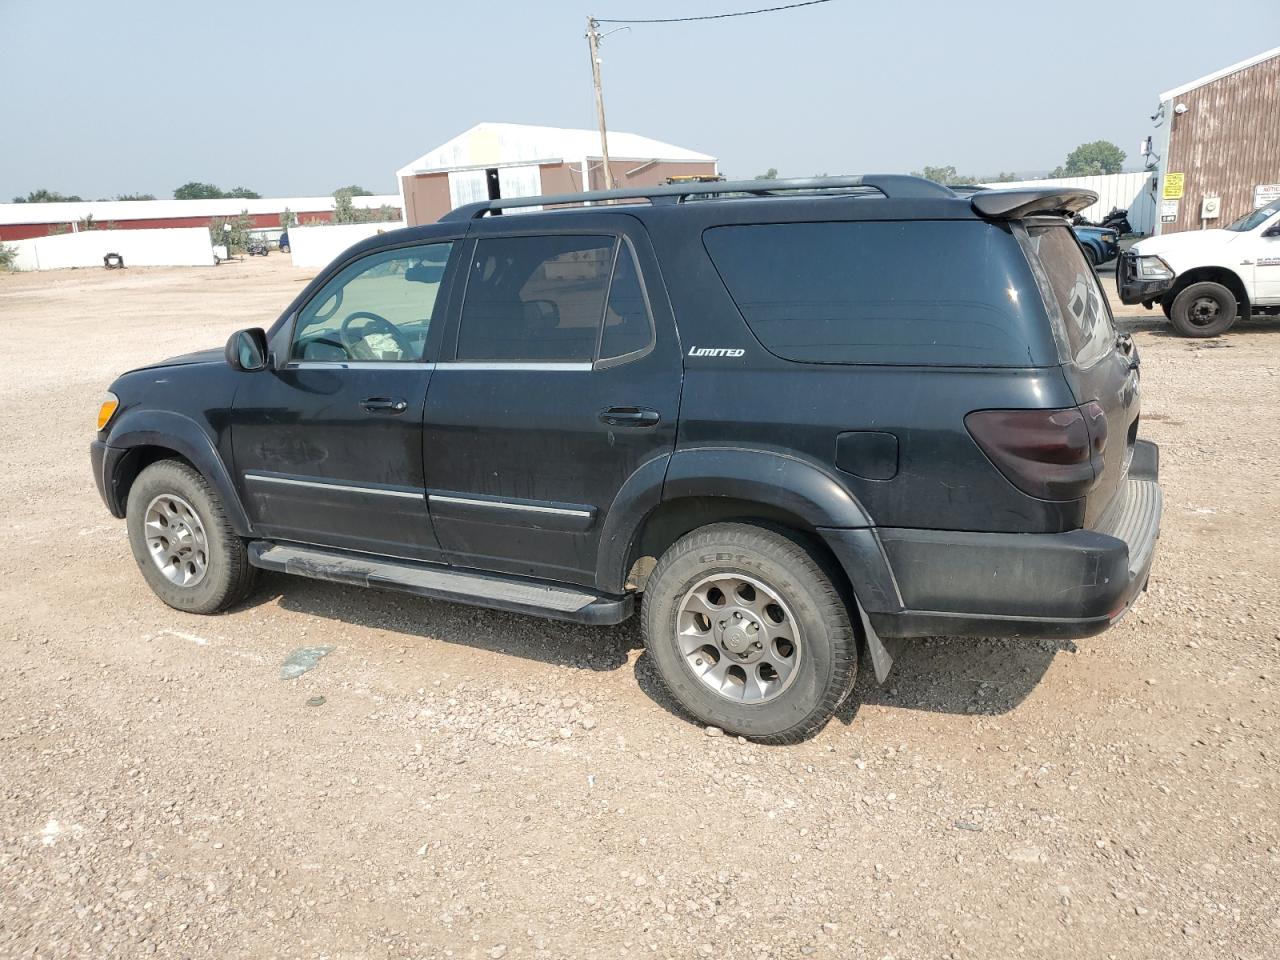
(641, 523), (857, 744)
(1169, 281), (1238, 337)
(125, 459), (256, 614)
(1081, 244), (1098, 267)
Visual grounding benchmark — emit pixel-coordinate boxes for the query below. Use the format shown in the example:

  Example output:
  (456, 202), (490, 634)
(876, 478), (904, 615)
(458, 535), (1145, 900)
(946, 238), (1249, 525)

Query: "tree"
(333, 185), (374, 198)
(754, 167), (778, 180)
(332, 192), (357, 224)
(0, 242), (17, 271)
(13, 188), (83, 203)
(1052, 140), (1125, 178)
(208, 210), (254, 254)
(174, 182), (259, 200)
(279, 207), (297, 230)
(912, 165), (975, 186)
(115, 193), (156, 201)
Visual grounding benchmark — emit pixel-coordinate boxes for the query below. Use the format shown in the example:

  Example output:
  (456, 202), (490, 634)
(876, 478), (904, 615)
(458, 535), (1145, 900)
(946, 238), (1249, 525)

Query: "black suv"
(91, 176), (1162, 743)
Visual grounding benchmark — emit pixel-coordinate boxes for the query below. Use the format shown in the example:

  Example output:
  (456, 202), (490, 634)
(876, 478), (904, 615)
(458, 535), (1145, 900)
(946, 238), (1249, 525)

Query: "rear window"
(703, 220), (1047, 366)
(1023, 225), (1114, 367)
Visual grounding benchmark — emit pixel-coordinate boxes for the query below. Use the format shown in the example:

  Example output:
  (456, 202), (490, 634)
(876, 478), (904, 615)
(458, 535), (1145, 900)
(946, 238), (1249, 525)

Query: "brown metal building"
(1152, 46), (1280, 234)
(395, 122), (718, 226)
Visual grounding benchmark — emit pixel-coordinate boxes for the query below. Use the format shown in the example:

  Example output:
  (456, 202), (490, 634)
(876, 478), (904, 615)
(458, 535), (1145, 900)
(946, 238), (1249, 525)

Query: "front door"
(232, 239), (459, 561)
(422, 219), (682, 587)
(1247, 206), (1280, 304)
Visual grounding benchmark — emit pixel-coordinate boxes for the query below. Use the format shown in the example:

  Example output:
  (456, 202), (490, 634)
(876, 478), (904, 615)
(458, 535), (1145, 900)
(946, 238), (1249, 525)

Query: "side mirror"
(225, 327), (269, 372)
(1262, 224), (1280, 238)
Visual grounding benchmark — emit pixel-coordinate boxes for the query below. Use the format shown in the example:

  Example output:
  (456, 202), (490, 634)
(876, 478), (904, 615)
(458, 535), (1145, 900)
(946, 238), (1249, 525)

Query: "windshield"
(1226, 201), (1280, 232)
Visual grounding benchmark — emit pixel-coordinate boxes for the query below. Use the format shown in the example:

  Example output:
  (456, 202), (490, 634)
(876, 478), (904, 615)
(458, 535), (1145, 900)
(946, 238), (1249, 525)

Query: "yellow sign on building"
(1163, 173), (1185, 200)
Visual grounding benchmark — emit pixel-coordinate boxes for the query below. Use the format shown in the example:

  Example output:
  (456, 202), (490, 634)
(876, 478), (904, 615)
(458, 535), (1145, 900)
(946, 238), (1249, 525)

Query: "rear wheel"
(126, 460), (256, 614)
(1169, 281), (1238, 337)
(641, 523), (857, 743)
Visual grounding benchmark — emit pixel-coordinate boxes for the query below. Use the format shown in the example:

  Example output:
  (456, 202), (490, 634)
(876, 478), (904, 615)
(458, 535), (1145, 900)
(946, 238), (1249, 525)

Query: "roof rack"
(438, 175), (956, 221)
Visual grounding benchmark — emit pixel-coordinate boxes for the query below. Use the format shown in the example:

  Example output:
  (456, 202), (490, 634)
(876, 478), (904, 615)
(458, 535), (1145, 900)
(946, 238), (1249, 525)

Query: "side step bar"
(248, 541), (633, 626)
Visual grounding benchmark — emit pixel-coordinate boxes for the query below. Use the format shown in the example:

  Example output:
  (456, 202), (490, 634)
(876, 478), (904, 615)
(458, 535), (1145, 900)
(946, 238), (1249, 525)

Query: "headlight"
(1136, 255), (1174, 281)
(97, 392), (119, 430)
(1102, 233), (1117, 243)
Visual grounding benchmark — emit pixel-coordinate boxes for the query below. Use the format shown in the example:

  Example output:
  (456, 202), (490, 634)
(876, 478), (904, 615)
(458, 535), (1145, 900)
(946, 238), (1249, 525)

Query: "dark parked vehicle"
(1072, 225), (1120, 265)
(91, 176), (1162, 742)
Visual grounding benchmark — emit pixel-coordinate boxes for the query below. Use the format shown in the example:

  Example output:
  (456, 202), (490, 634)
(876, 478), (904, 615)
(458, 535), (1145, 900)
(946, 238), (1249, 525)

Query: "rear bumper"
(1116, 250), (1175, 306)
(822, 441), (1162, 640)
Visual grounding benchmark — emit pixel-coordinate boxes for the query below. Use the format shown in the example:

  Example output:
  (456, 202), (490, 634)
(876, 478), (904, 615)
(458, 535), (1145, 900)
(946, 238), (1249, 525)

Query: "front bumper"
(1116, 250), (1175, 306)
(823, 440), (1162, 640)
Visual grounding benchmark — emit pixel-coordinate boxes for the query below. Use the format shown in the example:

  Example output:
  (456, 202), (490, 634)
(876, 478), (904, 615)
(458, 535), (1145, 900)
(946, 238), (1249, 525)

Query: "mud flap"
(855, 596), (894, 686)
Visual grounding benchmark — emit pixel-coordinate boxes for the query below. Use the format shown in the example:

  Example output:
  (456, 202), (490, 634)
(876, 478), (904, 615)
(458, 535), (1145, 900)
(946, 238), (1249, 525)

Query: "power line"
(596, 0), (834, 25)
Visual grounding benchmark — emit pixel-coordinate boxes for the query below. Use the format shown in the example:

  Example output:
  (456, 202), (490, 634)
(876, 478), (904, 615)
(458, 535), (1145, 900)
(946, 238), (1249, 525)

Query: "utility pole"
(586, 16), (615, 191)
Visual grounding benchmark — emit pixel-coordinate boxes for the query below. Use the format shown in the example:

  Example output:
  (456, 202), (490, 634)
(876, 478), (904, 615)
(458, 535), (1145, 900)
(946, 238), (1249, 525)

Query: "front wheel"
(1169, 281), (1238, 337)
(126, 460), (256, 614)
(641, 523), (857, 743)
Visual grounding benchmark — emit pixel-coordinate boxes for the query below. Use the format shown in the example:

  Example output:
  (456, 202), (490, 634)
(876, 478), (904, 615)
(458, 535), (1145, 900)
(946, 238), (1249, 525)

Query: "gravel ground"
(1, 256), (1278, 959)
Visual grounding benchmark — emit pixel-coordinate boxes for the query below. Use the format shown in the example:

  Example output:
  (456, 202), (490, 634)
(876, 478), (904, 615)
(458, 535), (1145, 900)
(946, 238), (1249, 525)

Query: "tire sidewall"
(1171, 282), (1237, 338)
(643, 533), (846, 738)
(126, 461), (240, 614)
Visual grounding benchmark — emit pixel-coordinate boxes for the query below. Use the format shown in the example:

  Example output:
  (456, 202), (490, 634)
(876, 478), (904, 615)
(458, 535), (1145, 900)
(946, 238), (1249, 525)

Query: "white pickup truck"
(1117, 199), (1280, 337)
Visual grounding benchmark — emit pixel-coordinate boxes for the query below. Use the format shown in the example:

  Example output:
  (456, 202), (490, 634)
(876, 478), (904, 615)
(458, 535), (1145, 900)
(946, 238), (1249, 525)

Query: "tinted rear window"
(1023, 225), (1115, 368)
(703, 220), (1047, 366)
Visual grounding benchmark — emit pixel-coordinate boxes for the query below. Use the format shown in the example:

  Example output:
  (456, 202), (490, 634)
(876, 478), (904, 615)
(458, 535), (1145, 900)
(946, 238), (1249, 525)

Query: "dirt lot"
(1, 257), (1278, 960)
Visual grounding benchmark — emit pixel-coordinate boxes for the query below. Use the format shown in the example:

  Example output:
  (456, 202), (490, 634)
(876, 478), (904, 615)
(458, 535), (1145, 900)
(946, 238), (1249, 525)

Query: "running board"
(248, 541), (633, 626)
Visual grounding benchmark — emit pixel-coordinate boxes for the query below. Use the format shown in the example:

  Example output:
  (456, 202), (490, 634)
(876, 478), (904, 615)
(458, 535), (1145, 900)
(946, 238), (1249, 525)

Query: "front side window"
(1024, 225), (1115, 368)
(290, 242), (454, 362)
(457, 235), (616, 362)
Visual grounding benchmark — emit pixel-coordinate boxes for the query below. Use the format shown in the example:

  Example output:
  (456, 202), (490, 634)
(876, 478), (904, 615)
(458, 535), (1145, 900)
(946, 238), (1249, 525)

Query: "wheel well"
(1168, 266), (1250, 310)
(624, 496), (851, 600)
(114, 445), (194, 512)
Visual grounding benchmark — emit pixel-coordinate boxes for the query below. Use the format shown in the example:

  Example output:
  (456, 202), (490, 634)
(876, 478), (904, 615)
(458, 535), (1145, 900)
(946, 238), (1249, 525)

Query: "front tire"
(641, 523), (857, 744)
(126, 460), (256, 614)
(1169, 281), (1238, 337)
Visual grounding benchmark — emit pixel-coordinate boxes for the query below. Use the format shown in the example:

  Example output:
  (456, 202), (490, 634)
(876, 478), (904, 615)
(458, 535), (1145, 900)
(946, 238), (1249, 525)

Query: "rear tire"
(1169, 281), (1238, 337)
(641, 523), (857, 744)
(126, 460), (256, 614)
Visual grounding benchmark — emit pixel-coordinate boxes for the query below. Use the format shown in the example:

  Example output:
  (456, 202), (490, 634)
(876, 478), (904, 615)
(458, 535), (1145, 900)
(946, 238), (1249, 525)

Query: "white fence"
(7, 227), (215, 271)
(980, 172), (1157, 235)
(287, 221), (403, 269)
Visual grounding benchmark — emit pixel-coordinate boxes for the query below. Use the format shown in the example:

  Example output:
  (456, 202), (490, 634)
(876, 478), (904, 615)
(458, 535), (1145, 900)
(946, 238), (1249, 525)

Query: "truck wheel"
(1169, 281), (1238, 337)
(125, 460), (256, 614)
(641, 523), (857, 743)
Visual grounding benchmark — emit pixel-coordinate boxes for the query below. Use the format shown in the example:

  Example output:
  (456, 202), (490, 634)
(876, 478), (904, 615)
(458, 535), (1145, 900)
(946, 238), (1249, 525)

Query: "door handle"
(599, 406), (660, 427)
(363, 396), (408, 413)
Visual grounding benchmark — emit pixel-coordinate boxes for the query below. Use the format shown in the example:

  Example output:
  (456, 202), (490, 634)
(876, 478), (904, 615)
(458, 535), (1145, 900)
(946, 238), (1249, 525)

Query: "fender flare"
(596, 445), (881, 595)
(103, 409), (252, 535)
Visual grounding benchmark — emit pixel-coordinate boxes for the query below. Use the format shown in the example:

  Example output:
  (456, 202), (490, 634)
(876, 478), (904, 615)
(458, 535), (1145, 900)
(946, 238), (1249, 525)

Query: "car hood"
(132, 347), (224, 372)
(1131, 228), (1237, 262)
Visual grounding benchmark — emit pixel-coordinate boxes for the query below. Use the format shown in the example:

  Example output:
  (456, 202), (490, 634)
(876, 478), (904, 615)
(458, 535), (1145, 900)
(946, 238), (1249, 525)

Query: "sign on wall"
(1160, 199), (1179, 223)
(1201, 196), (1221, 219)
(1255, 183), (1280, 209)
(1162, 173), (1185, 200)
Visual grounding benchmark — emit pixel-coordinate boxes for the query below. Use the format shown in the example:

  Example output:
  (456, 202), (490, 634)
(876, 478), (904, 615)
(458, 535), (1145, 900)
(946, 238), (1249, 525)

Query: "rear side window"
(457, 236), (614, 362)
(703, 221), (1047, 366)
(598, 242), (653, 361)
(1023, 225), (1115, 367)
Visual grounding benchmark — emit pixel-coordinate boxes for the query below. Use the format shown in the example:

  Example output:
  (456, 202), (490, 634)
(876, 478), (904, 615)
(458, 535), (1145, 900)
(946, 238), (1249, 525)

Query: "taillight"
(966, 402), (1108, 501)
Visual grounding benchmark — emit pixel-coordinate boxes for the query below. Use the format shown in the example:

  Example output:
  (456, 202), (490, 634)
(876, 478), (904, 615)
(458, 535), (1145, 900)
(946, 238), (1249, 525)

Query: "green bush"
(208, 210), (255, 254)
(0, 242), (18, 271)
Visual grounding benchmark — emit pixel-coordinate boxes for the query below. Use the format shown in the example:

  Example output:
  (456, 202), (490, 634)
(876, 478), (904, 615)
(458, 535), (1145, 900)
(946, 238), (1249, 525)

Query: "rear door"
(1023, 222), (1138, 524)
(422, 215), (682, 587)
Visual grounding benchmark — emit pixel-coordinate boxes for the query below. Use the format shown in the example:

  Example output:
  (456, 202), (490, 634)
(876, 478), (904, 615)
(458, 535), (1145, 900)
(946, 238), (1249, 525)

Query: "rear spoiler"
(969, 187), (1099, 219)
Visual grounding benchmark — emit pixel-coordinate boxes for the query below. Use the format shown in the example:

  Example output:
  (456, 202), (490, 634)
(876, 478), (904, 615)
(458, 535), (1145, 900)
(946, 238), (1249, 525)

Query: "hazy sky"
(2, 0), (1277, 200)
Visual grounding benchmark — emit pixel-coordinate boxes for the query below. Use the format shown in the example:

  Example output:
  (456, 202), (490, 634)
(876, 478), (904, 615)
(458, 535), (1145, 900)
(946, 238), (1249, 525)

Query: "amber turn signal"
(97, 393), (119, 431)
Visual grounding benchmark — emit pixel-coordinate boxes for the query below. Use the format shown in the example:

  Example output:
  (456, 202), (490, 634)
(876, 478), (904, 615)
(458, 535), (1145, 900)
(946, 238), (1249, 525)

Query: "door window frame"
(279, 237), (465, 370)
(439, 228), (657, 372)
